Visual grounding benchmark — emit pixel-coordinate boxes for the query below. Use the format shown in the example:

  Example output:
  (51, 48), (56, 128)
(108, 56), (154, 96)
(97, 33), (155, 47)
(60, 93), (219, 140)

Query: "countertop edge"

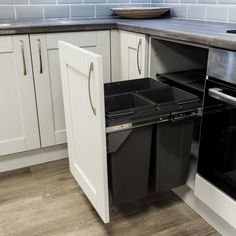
(0, 19), (236, 50)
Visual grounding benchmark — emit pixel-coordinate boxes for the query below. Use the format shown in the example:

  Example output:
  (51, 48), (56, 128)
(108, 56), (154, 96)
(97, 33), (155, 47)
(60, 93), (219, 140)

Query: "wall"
(0, 0), (151, 20)
(152, 0), (236, 23)
(1, 0), (235, 23)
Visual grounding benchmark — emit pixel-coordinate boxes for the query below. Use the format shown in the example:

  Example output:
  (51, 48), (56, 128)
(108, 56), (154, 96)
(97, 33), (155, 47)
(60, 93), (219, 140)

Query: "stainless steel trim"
(88, 62), (96, 116)
(20, 40), (27, 76)
(207, 48), (236, 86)
(209, 88), (236, 107)
(106, 123), (133, 133)
(37, 39), (43, 74)
(137, 38), (142, 75)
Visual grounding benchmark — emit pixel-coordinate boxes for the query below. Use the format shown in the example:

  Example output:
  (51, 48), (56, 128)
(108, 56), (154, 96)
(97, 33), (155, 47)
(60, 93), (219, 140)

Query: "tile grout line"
(13, 5), (17, 21)
(69, 5), (72, 19)
(42, 5), (45, 20)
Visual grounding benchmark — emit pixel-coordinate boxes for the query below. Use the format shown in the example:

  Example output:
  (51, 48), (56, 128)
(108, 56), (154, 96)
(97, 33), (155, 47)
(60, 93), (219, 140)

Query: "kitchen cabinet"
(30, 31), (110, 147)
(58, 32), (214, 224)
(120, 31), (148, 80)
(0, 35), (40, 156)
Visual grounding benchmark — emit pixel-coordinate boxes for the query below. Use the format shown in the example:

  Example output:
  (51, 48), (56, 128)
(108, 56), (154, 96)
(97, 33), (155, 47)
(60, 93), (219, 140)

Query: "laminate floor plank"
(0, 159), (220, 236)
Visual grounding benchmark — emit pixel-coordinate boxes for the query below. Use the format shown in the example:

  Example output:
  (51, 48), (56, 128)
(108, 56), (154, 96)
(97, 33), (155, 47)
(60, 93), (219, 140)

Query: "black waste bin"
(158, 70), (207, 159)
(105, 92), (156, 205)
(138, 86), (200, 193)
(153, 118), (195, 193)
(107, 126), (153, 205)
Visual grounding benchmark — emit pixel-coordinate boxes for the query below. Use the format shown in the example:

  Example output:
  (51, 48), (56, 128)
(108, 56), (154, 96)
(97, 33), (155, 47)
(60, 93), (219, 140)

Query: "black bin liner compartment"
(105, 93), (155, 120)
(107, 126), (152, 205)
(151, 118), (194, 193)
(138, 87), (200, 112)
(104, 78), (169, 97)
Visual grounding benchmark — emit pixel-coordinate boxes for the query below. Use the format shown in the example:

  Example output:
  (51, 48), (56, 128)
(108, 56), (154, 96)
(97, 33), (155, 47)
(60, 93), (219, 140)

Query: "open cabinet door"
(59, 41), (110, 223)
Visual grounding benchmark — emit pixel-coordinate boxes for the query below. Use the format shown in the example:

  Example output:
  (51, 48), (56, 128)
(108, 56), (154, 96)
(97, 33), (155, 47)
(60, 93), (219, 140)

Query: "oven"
(198, 78), (236, 199)
(195, 48), (236, 228)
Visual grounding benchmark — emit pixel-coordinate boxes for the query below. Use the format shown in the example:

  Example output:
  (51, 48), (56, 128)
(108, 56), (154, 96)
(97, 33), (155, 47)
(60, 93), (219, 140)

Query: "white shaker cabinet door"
(0, 35), (40, 156)
(120, 31), (147, 80)
(59, 41), (110, 223)
(30, 31), (110, 147)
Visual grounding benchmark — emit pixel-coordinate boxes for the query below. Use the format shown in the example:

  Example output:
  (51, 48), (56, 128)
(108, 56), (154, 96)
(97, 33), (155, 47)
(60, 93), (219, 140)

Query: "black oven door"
(198, 78), (236, 199)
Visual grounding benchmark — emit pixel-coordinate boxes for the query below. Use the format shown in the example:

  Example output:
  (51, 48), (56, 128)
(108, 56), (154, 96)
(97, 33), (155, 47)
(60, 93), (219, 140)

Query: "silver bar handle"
(37, 39), (43, 74)
(20, 40), (27, 76)
(88, 62), (96, 116)
(137, 39), (142, 75)
(209, 88), (236, 107)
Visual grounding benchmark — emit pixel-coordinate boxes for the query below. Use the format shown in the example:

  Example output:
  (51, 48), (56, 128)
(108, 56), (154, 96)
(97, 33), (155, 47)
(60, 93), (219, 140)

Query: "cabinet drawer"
(46, 32), (97, 49)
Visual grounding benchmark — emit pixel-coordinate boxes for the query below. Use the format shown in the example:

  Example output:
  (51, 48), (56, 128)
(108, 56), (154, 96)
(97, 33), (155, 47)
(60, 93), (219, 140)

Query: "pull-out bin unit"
(104, 79), (200, 205)
(59, 40), (207, 223)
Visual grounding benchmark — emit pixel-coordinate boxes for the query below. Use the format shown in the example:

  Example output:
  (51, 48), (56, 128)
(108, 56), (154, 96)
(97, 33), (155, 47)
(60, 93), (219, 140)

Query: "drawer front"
(46, 32), (97, 49)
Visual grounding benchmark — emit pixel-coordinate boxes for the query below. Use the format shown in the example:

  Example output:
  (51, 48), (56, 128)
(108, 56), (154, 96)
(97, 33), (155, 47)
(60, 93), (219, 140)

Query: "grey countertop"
(0, 18), (236, 50)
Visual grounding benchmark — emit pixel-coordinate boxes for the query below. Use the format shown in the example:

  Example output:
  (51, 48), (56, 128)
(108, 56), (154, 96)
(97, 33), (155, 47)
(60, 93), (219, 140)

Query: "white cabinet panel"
(59, 41), (110, 223)
(120, 31), (148, 80)
(47, 49), (66, 144)
(30, 31), (110, 147)
(111, 30), (121, 82)
(0, 35), (40, 156)
(195, 174), (236, 229)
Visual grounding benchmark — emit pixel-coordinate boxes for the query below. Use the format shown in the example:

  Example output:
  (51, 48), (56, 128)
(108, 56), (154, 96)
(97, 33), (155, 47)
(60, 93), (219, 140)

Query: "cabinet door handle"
(88, 62), (96, 116)
(137, 38), (142, 75)
(37, 39), (43, 74)
(20, 40), (27, 76)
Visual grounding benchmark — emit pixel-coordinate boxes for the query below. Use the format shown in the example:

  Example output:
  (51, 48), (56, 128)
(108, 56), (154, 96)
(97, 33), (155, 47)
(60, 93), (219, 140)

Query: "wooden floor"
(0, 159), (219, 236)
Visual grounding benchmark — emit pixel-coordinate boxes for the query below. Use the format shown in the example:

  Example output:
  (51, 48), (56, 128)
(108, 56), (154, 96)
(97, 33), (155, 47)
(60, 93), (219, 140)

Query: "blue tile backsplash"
(152, 1), (236, 23)
(0, 0), (151, 20)
(0, 0), (235, 23)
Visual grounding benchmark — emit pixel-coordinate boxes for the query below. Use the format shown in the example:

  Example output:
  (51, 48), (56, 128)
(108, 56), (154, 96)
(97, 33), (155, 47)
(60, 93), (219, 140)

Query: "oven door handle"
(209, 88), (236, 107)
